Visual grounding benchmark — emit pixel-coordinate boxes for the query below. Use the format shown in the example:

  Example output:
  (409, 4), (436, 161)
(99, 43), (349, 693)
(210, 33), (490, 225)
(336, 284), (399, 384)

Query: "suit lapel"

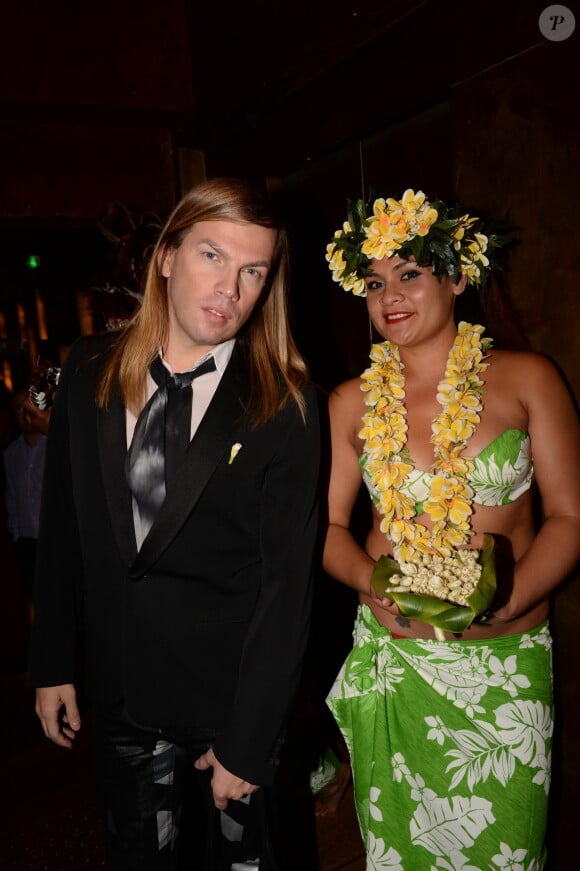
(129, 349), (248, 579)
(97, 383), (138, 566)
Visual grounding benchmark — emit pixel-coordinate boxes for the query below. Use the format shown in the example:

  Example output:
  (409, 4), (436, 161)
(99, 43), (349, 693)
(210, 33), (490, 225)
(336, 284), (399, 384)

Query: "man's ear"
(158, 246), (174, 278)
(452, 273), (468, 297)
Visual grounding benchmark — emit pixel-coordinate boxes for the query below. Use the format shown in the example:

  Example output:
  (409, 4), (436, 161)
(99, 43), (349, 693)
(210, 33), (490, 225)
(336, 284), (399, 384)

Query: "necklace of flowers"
(359, 321), (493, 564)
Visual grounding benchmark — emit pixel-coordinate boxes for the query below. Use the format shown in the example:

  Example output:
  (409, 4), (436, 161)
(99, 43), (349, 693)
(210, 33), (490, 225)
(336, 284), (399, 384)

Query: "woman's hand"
(369, 583), (401, 615)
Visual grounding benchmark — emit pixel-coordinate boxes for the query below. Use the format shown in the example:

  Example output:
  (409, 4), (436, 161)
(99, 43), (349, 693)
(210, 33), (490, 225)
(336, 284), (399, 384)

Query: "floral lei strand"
(359, 322), (493, 563)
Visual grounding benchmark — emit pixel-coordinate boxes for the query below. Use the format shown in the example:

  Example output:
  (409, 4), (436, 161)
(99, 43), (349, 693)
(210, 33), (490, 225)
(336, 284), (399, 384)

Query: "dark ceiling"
(1, 0), (549, 180)
(177, 0), (548, 175)
(0, 0), (576, 382)
(185, 0), (420, 134)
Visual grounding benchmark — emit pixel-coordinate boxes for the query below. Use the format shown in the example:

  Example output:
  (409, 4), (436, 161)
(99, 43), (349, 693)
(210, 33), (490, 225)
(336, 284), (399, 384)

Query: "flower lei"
(359, 322), (493, 563)
(327, 189), (511, 296)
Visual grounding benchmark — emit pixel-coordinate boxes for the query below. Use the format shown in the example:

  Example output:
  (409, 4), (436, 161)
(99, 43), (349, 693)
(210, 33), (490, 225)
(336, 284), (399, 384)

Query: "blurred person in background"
(3, 389), (47, 610)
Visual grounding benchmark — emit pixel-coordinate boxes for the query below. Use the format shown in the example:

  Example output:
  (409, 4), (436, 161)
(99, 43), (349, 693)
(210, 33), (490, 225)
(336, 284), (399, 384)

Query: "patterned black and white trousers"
(93, 705), (278, 871)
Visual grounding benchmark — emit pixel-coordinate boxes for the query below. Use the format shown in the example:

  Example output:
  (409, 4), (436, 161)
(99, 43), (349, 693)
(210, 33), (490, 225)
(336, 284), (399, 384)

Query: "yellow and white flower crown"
(326, 189), (511, 297)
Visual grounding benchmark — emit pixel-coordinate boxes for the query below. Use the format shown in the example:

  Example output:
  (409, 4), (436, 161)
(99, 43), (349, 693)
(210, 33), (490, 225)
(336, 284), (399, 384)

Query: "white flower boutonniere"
(228, 443), (242, 465)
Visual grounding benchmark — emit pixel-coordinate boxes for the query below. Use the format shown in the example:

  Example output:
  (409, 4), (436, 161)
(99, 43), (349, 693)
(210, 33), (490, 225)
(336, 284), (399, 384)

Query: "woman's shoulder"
(489, 348), (564, 384)
(328, 377), (367, 440)
(329, 375), (365, 402)
(489, 348), (576, 413)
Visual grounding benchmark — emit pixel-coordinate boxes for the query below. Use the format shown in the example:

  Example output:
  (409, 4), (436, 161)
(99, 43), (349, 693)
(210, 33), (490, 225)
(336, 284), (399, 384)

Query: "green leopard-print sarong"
(327, 604), (553, 871)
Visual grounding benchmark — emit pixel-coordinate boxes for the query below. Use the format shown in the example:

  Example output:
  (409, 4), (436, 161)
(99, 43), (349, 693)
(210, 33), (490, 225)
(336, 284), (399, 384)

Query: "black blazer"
(29, 332), (320, 784)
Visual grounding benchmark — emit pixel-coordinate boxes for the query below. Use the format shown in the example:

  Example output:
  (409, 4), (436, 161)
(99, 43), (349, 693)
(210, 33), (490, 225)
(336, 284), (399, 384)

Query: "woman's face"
(364, 255), (466, 347)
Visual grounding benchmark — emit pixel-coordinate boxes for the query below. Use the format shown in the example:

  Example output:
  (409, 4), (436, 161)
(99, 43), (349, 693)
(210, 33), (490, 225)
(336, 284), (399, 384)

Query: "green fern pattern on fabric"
(327, 605), (552, 870)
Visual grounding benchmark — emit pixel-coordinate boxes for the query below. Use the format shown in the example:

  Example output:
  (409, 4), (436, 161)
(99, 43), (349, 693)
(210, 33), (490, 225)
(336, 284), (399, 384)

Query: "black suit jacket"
(29, 332), (320, 784)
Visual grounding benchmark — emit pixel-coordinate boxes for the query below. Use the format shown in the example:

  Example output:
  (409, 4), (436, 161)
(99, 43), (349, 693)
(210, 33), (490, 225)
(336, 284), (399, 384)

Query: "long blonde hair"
(96, 178), (309, 425)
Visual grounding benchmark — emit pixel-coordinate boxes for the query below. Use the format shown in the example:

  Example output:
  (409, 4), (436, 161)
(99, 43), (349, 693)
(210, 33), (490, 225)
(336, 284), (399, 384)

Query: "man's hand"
(194, 747), (259, 810)
(35, 684), (81, 748)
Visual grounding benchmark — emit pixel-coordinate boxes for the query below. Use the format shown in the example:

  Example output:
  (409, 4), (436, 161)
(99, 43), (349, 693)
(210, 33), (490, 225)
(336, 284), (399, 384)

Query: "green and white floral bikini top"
(360, 428), (534, 511)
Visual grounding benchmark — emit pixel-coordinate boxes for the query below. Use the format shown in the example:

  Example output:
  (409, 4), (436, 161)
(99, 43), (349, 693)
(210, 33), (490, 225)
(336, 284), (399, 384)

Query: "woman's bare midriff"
(362, 500), (548, 641)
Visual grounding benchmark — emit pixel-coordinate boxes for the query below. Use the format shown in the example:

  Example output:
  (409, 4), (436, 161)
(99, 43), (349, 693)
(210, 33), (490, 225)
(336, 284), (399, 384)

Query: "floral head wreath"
(326, 188), (512, 297)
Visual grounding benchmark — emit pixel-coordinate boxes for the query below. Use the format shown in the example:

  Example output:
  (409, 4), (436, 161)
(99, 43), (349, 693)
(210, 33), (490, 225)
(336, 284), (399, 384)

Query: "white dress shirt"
(126, 338), (236, 548)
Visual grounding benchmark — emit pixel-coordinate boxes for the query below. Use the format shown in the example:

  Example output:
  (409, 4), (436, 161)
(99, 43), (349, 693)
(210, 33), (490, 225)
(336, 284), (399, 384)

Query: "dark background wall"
(0, 0), (578, 865)
(1, 1), (577, 395)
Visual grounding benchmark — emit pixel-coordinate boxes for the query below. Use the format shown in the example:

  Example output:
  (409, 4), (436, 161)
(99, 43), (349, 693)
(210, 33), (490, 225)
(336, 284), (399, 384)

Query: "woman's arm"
(492, 354), (580, 622)
(323, 381), (377, 596)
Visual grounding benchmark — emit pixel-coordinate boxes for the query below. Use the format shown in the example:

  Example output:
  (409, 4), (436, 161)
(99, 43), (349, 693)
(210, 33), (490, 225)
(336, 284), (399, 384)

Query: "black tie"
(126, 354), (217, 538)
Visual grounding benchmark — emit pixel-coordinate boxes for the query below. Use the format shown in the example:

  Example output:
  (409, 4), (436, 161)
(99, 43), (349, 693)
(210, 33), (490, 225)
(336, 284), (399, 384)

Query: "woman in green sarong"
(322, 189), (580, 870)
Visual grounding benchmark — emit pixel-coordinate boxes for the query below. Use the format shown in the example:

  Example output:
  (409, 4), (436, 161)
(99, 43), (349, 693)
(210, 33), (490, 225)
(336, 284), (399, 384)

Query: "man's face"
(160, 220), (276, 370)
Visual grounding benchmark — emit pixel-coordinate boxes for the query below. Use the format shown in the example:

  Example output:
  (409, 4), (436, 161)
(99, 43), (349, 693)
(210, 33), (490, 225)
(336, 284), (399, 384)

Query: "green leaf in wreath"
(465, 533), (497, 617)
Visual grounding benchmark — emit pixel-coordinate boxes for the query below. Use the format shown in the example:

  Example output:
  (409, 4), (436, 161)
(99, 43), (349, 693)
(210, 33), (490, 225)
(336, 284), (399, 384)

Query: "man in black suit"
(29, 178), (320, 870)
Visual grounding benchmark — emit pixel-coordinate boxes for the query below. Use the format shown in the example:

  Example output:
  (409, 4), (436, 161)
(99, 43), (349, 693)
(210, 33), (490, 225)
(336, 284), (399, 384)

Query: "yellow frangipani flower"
(388, 518), (412, 545)
(362, 222), (409, 260)
(327, 188), (505, 294)
(325, 241), (337, 263)
(371, 197), (387, 217)
(388, 411), (407, 434)
(326, 246), (349, 286)
(397, 540), (419, 562)
(433, 449), (474, 479)
(359, 195), (434, 262)
(424, 476), (473, 522)
(373, 394), (402, 417)
(448, 348), (484, 371)
(451, 214), (478, 246)
(368, 344), (387, 363)
(472, 232), (489, 254)
(415, 206), (439, 236)
(358, 325), (490, 562)
(359, 417), (387, 440)
(326, 223), (369, 295)
(380, 435), (407, 457)
(449, 418), (475, 442)
(360, 382), (385, 405)
(436, 380), (482, 408)
(447, 495), (473, 526)
(444, 395), (482, 418)
(379, 488), (415, 521)
(459, 321), (485, 337)
(447, 405), (480, 428)
(433, 525), (468, 550)
(359, 431), (388, 454)
(410, 533), (434, 557)
(400, 189), (426, 212)
(369, 460), (414, 491)
(377, 503), (396, 524)
(423, 476), (457, 512)
(343, 272), (367, 296)
(431, 427), (451, 448)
